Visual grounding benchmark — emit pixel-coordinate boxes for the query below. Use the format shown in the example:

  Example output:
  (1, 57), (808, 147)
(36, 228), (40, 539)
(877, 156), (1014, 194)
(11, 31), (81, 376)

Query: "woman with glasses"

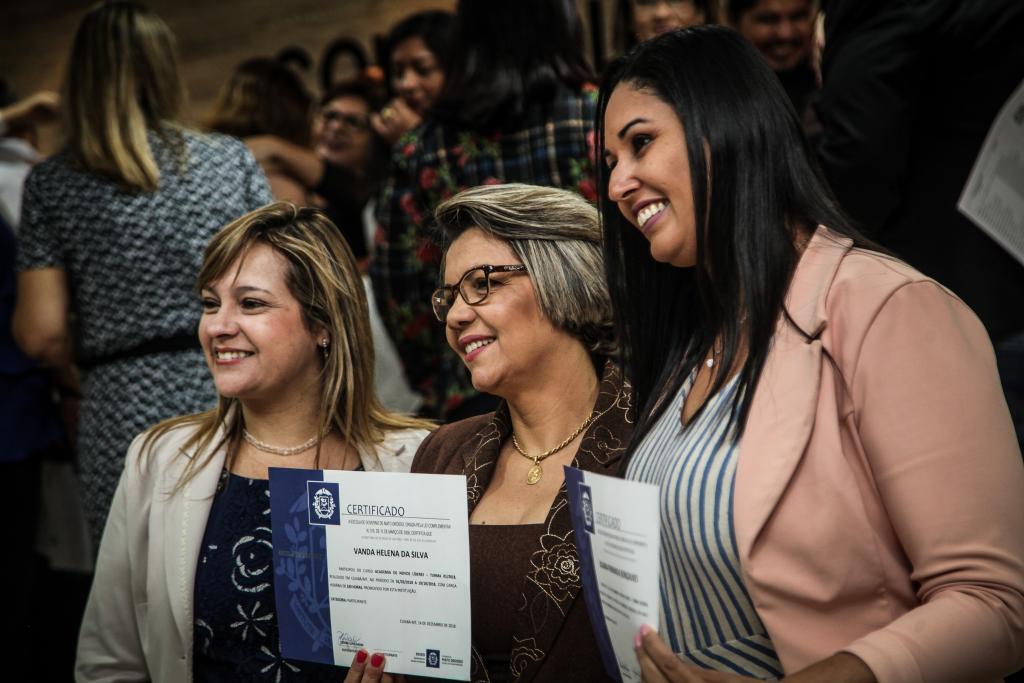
(598, 26), (1024, 681)
(346, 183), (633, 682)
(246, 78), (388, 263)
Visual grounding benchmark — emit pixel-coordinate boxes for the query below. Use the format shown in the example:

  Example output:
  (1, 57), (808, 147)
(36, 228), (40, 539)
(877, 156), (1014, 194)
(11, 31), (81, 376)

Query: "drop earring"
(320, 338), (329, 359)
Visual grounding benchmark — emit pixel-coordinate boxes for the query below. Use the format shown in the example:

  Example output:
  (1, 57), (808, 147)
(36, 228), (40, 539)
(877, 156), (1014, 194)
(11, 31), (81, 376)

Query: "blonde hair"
(63, 1), (187, 192)
(144, 202), (434, 489)
(434, 183), (615, 357)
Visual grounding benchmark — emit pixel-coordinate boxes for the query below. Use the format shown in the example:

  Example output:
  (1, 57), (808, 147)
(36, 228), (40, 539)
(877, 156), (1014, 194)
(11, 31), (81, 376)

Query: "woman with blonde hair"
(76, 203), (434, 682)
(13, 0), (271, 547)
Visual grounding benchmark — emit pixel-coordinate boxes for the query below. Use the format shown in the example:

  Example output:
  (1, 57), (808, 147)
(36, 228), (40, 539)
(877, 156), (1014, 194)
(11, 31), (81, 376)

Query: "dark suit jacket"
(411, 363), (634, 683)
(818, 0), (1024, 340)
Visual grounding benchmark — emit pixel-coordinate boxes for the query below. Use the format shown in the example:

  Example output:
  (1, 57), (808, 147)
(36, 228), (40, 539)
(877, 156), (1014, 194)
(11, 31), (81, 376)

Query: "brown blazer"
(412, 363), (635, 683)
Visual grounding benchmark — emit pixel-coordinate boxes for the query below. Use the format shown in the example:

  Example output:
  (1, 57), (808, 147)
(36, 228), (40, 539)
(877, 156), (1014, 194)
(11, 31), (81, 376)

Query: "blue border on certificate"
(269, 467), (335, 665)
(564, 466), (621, 681)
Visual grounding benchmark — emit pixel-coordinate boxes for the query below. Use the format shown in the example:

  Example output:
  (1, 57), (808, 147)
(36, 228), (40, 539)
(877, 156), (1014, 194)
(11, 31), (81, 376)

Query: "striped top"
(626, 375), (783, 680)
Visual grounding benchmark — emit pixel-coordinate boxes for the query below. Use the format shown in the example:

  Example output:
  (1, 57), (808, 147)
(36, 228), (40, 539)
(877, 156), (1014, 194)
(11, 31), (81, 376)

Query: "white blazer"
(75, 420), (430, 683)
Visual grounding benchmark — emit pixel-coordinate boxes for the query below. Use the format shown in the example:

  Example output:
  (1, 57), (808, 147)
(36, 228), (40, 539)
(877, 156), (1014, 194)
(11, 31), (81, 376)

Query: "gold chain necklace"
(511, 413), (596, 485)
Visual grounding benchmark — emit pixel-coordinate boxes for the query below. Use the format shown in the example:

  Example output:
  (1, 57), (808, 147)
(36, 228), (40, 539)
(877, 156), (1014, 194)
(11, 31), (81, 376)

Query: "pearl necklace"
(242, 428), (321, 456)
(511, 414), (596, 485)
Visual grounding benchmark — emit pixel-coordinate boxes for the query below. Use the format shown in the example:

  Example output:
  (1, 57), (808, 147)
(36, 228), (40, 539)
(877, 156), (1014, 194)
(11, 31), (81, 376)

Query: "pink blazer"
(734, 228), (1024, 682)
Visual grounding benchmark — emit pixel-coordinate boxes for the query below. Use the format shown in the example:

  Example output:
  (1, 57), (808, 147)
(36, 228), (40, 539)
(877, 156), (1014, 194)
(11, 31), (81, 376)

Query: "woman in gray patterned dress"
(12, 1), (272, 547)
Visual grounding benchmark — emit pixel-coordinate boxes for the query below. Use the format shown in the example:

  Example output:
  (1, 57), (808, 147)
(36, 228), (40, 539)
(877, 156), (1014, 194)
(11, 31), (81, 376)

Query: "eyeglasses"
(431, 264), (528, 322)
(319, 109), (369, 130)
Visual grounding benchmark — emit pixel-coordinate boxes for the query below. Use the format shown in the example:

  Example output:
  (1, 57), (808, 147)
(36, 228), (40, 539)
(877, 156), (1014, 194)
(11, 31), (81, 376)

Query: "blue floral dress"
(193, 470), (355, 681)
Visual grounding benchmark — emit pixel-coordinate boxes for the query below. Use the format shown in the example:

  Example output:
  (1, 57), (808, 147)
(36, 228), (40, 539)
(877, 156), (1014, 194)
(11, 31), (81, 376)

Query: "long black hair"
(597, 25), (869, 445)
(430, 0), (594, 131)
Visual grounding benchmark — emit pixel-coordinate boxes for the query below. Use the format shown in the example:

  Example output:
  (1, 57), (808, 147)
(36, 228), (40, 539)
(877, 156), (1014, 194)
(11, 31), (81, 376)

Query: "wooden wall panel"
(1, 0), (619, 155)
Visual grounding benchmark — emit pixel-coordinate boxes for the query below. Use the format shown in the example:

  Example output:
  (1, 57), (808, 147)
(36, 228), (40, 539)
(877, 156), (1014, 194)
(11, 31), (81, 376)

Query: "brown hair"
(143, 202), (433, 489)
(206, 57), (313, 146)
(63, 1), (188, 192)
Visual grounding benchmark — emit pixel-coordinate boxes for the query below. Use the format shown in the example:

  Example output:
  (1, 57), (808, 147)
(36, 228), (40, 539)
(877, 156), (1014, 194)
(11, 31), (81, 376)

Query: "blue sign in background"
(268, 467), (336, 665)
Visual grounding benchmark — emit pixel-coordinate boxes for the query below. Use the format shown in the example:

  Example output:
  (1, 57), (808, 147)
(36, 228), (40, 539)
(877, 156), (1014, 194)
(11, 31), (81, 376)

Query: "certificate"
(268, 468), (471, 680)
(565, 467), (661, 683)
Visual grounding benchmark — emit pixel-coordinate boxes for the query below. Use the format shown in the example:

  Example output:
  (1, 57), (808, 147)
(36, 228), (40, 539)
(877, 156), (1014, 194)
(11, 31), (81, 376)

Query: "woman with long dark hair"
(598, 26), (1024, 681)
(372, 0), (599, 422)
(370, 10), (454, 145)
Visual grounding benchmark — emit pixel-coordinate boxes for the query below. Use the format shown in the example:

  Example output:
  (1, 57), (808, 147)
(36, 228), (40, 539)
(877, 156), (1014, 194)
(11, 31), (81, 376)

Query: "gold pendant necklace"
(511, 413), (596, 485)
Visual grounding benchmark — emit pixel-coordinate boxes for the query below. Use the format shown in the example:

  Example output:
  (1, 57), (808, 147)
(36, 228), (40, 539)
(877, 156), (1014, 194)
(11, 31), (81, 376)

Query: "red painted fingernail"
(356, 650), (368, 664)
(371, 653), (385, 667)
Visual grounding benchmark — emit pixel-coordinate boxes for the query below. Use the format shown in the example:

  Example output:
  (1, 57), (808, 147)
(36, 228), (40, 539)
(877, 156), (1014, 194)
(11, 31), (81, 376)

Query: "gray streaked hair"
(434, 183), (615, 357)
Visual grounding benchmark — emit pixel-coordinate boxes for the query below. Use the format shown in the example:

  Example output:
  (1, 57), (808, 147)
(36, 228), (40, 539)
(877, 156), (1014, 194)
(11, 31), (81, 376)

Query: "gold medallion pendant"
(511, 413), (596, 487)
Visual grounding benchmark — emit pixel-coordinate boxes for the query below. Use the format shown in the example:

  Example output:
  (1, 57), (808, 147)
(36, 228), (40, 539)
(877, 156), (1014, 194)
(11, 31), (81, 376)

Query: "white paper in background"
(958, 78), (1024, 266)
(565, 467), (661, 683)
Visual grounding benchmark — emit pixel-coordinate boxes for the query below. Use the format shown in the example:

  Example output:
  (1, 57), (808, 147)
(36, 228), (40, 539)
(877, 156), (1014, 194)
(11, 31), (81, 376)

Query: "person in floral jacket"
(371, 0), (599, 421)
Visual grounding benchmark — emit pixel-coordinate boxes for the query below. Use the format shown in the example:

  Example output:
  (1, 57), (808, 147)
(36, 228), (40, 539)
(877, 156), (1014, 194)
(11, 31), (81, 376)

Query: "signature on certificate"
(337, 631), (364, 647)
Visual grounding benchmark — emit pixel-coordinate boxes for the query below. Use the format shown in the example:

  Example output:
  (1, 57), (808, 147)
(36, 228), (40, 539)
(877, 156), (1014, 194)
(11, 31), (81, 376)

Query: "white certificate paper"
(268, 468), (471, 680)
(565, 467), (661, 683)
(958, 78), (1024, 266)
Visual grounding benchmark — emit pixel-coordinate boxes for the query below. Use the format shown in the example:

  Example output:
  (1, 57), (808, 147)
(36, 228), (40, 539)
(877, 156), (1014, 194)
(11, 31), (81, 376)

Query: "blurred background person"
(206, 56), (315, 204)
(372, 0), (598, 422)
(370, 10), (454, 146)
(818, 0), (1024, 453)
(247, 77), (422, 414)
(77, 203), (433, 682)
(620, 0), (710, 47)
(0, 84), (58, 230)
(728, 0), (821, 143)
(13, 0), (272, 549)
(247, 77), (387, 263)
(0, 85), (66, 660)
